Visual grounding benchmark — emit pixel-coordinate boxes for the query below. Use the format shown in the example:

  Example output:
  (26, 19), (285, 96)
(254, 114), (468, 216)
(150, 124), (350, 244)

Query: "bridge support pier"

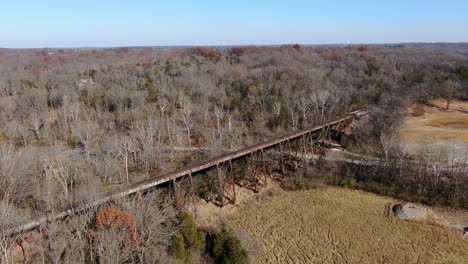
(188, 173), (197, 217)
(243, 151), (268, 192)
(215, 161), (236, 206)
(172, 179), (184, 213)
(279, 143), (286, 177)
(172, 173), (199, 214)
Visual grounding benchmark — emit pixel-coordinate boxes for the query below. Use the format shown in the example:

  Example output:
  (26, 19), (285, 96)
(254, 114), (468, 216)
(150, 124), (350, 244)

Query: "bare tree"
(214, 106), (223, 136)
(114, 136), (136, 183)
(179, 98), (194, 146)
(311, 89), (334, 123)
(272, 101), (281, 117)
(441, 80), (461, 110)
(93, 227), (135, 264)
(73, 120), (102, 158)
(285, 100), (298, 129)
(0, 143), (36, 205)
(136, 119), (157, 147)
(4, 121), (31, 147)
(379, 127), (400, 161)
(124, 192), (178, 263)
(43, 155), (78, 201)
(61, 211), (95, 263)
(29, 113), (44, 143)
(297, 97), (310, 127)
(0, 201), (22, 264)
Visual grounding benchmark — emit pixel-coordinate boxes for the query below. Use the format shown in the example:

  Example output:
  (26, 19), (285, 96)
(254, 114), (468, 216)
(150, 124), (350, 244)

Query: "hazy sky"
(1, 0), (467, 48)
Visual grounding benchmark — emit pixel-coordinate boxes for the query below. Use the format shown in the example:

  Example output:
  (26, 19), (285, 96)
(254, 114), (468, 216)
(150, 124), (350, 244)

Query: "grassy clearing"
(229, 188), (468, 264)
(400, 101), (468, 143)
(428, 99), (468, 112)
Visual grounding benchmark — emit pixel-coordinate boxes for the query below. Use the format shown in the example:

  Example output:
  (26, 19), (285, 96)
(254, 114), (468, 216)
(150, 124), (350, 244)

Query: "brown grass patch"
(400, 100), (468, 143)
(229, 188), (468, 264)
(427, 116), (468, 129)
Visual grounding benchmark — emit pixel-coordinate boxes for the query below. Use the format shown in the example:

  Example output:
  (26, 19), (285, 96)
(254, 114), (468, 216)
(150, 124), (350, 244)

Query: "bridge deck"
(9, 110), (365, 234)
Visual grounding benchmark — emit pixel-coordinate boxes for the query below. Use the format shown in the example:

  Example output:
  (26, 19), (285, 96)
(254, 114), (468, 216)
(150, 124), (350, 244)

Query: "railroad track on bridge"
(7, 109), (368, 235)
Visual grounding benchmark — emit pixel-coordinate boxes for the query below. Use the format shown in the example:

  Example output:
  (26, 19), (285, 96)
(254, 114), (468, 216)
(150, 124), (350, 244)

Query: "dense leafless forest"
(0, 44), (467, 263)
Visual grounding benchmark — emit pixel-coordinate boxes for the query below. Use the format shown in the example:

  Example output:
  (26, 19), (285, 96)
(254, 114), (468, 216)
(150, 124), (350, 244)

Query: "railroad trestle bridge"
(9, 109), (368, 235)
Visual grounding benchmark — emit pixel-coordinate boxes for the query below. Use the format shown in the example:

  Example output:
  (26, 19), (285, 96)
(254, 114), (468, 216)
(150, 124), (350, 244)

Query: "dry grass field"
(400, 100), (468, 143)
(229, 188), (468, 264)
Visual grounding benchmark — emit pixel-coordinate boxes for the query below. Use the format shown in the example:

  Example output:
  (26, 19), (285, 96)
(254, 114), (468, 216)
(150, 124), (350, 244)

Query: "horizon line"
(2, 41), (468, 50)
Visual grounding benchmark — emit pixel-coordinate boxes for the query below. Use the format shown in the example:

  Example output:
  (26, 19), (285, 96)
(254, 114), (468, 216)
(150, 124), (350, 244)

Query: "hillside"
(229, 188), (468, 264)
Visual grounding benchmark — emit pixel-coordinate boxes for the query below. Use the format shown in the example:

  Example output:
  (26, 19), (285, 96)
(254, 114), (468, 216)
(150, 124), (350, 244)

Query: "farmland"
(229, 188), (468, 264)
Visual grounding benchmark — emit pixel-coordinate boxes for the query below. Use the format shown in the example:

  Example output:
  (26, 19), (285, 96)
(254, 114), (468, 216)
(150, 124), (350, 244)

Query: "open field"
(229, 188), (468, 264)
(400, 100), (468, 143)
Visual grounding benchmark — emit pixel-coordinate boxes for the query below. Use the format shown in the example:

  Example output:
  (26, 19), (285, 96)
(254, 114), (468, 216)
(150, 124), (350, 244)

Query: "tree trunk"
(186, 127), (191, 146)
(125, 156), (129, 183)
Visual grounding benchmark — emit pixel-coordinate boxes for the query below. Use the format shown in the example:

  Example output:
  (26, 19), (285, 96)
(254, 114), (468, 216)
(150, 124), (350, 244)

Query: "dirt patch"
(229, 188), (468, 264)
(391, 203), (459, 230)
(189, 176), (283, 231)
(432, 207), (468, 231)
(400, 100), (468, 143)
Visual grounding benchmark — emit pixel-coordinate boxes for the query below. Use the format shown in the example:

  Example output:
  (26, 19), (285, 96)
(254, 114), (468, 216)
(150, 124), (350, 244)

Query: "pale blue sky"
(1, 0), (467, 48)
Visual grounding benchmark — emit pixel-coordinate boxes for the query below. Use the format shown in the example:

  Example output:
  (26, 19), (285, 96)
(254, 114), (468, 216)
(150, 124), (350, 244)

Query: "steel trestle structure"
(7, 109), (367, 235)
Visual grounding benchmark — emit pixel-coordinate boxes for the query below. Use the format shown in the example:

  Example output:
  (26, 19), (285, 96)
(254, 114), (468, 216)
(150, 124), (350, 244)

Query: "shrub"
(169, 232), (189, 260)
(213, 229), (248, 264)
(178, 212), (206, 251)
(294, 178), (306, 190)
(147, 87), (158, 102)
(280, 177), (307, 191)
(169, 212), (206, 262)
(0, 131), (9, 142)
